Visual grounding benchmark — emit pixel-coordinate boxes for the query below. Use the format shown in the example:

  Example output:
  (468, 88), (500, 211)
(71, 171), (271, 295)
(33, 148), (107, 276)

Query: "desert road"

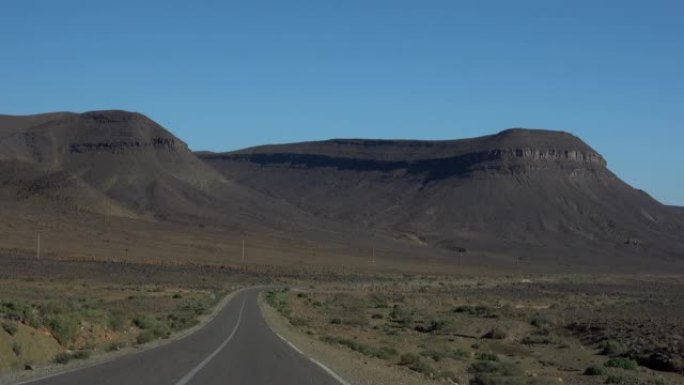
(19, 288), (342, 385)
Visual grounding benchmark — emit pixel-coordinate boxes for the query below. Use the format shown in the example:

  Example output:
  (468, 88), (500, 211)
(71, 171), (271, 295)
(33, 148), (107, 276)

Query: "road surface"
(20, 288), (342, 385)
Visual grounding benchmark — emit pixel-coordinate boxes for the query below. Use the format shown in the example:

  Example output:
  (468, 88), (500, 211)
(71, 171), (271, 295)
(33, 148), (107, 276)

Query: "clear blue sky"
(1, 1), (682, 204)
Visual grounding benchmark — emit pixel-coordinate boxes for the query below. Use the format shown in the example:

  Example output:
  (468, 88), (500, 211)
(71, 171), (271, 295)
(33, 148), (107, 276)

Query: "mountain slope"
(0, 111), (323, 234)
(2, 112), (681, 271)
(199, 129), (684, 264)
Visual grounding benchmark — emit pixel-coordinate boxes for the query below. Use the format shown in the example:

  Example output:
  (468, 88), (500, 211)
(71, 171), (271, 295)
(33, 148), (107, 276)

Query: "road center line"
(173, 295), (247, 385)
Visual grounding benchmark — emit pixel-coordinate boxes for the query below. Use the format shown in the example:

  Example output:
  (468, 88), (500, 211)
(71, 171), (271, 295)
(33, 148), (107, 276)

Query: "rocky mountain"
(199, 129), (684, 265)
(1, 110), (682, 270)
(0, 111), (321, 233)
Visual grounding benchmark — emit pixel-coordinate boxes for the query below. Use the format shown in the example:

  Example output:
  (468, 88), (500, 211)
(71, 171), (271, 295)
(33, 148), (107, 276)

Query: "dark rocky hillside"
(199, 129), (684, 267)
(0, 111), (324, 233)
(1, 110), (682, 271)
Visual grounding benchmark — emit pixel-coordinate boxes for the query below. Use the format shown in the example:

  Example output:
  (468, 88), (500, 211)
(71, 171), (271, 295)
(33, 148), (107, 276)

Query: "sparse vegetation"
(320, 335), (397, 359)
(483, 327), (508, 340)
(53, 350), (91, 365)
(398, 353), (433, 374)
(605, 357), (638, 371)
(11, 341), (22, 357)
(477, 352), (500, 361)
(2, 321), (19, 336)
(600, 340), (626, 356)
(605, 374), (628, 384)
(0, 260), (234, 374)
(521, 331), (560, 345)
(469, 360), (524, 376)
(470, 375), (556, 385)
(584, 365), (608, 376)
(44, 313), (79, 346)
(263, 275), (684, 385)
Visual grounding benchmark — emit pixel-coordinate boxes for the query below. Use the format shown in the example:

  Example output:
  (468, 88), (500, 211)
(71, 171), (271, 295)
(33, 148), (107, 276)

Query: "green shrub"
(320, 335), (396, 360)
(374, 346), (398, 360)
(399, 353), (421, 366)
(529, 317), (549, 328)
(135, 318), (170, 345)
(482, 328), (507, 340)
(52, 350), (90, 365)
(469, 361), (502, 374)
(454, 305), (495, 317)
(180, 300), (208, 316)
(584, 365), (608, 376)
(420, 349), (447, 362)
(166, 312), (198, 331)
(605, 357), (638, 370)
(132, 314), (157, 330)
(470, 375), (556, 385)
(72, 350), (91, 360)
(108, 309), (128, 331)
(106, 342), (126, 352)
(289, 316), (309, 327)
(11, 341), (22, 356)
(521, 333), (559, 345)
(469, 360), (523, 376)
(44, 314), (78, 346)
(0, 301), (39, 327)
(451, 348), (471, 360)
(389, 305), (414, 326)
(600, 340), (626, 356)
(2, 321), (19, 336)
(415, 319), (458, 334)
(136, 330), (156, 344)
(398, 353), (433, 374)
(437, 370), (458, 381)
(53, 352), (72, 364)
(605, 374), (627, 384)
(477, 352), (499, 361)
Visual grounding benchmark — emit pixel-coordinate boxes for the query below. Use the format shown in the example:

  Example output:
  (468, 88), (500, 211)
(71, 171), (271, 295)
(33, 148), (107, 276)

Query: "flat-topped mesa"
(67, 110), (189, 154)
(482, 128), (607, 167)
(206, 128), (608, 177)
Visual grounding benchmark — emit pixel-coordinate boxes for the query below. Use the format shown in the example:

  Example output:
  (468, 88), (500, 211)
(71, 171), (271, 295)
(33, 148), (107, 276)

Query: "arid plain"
(1, 111), (682, 384)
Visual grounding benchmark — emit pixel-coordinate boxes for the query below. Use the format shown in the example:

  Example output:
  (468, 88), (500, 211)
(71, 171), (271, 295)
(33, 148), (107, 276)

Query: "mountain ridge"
(1, 110), (683, 271)
(198, 127), (684, 266)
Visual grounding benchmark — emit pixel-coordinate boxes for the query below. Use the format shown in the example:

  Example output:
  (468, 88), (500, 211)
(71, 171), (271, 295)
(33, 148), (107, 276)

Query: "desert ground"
(262, 274), (683, 385)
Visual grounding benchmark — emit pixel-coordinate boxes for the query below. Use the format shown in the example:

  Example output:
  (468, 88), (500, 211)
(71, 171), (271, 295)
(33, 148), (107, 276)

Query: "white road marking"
(10, 290), (245, 385)
(173, 296), (247, 385)
(272, 331), (352, 385)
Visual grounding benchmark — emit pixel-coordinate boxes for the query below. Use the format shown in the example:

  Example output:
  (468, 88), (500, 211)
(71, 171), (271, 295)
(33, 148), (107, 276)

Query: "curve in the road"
(18, 288), (344, 385)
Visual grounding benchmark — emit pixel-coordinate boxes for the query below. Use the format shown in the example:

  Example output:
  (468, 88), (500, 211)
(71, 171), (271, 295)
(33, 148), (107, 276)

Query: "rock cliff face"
(218, 129), (607, 178)
(200, 129), (684, 264)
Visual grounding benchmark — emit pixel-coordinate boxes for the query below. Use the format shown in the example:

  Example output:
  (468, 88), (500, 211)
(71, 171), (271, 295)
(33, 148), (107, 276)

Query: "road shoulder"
(0, 286), (244, 385)
(258, 291), (443, 385)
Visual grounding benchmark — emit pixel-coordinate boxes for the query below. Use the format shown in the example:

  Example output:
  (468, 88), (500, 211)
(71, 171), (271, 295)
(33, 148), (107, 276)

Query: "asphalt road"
(21, 288), (342, 385)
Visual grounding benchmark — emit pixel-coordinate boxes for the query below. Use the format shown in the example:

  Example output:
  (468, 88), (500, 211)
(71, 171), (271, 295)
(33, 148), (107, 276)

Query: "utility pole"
(372, 244), (375, 264)
(36, 233), (41, 259)
(241, 239), (245, 263)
